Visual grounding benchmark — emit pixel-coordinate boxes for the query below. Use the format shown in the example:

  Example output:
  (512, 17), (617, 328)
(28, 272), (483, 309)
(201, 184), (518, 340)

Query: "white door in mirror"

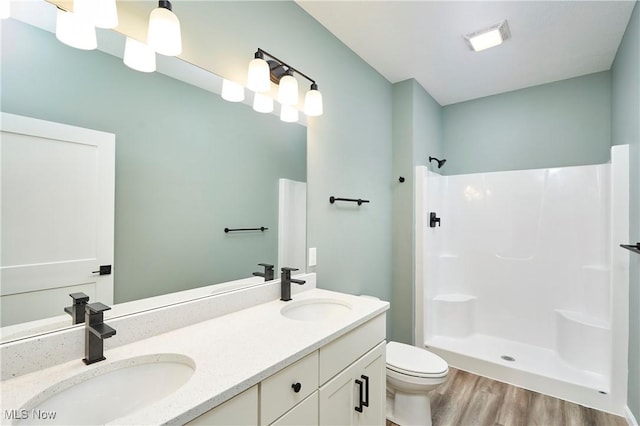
(308, 248), (317, 267)
(0, 113), (115, 327)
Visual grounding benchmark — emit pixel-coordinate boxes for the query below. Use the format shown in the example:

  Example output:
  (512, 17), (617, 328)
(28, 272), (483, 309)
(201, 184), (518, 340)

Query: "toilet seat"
(386, 341), (448, 378)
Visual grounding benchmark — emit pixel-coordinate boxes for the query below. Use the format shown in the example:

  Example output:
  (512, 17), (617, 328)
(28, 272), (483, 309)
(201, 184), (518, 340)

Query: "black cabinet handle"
(361, 375), (369, 407)
(291, 382), (301, 393)
(355, 379), (364, 413)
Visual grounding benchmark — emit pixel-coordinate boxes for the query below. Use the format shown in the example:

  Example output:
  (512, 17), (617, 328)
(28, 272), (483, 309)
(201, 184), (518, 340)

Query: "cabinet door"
(271, 391), (318, 426)
(319, 342), (386, 426)
(186, 386), (258, 425)
(319, 360), (358, 425)
(355, 343), (386, 426)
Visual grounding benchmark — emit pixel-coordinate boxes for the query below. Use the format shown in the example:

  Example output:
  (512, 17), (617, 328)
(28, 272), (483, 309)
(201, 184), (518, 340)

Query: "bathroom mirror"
(0, 2), (307, 342)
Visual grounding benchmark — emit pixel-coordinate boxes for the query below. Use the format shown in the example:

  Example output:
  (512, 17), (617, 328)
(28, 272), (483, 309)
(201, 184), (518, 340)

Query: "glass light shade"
(277, 74), (298, 106)
(147, 6), (182, 56)
(94, 0), (118, 29)
(247, 58), (271, 93)
(280, 104), (299, 123)
(1, 0), (11, 19)
(253, 93), (273, 113)
(304, 89), (323, 116)
(124, 37), (156, 73)
(221, 79), (245, 103)
(56, 8), (97, 50)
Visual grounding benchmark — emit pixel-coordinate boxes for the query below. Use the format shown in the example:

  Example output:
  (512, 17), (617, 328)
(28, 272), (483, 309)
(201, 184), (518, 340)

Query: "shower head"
(429, 156), (447, 169)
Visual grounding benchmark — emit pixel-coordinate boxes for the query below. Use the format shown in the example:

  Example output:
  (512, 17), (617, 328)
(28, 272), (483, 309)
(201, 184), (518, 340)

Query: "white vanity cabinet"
(318, 342), (386, 425)
(185, 313), (386, 426)
(186, 386), (258, 425)
(260, 351), (319, 425)
(318, 313), (386, 426)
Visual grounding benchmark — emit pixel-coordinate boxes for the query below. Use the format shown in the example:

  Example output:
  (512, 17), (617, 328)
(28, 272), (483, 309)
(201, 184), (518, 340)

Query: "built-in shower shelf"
(620, 243), (640, 255)
(555, 309), (609, 329)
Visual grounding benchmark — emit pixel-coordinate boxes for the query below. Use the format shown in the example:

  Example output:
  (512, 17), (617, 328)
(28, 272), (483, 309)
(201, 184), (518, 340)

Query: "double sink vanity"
(0, 274), (389, 425)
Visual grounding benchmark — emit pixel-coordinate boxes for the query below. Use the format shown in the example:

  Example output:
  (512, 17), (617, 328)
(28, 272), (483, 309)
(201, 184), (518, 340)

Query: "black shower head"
(429, 156), (447, 169)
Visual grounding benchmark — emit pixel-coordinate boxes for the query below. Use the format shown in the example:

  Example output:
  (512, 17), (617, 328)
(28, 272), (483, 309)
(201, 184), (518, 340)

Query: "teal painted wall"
(391, 79), (442, 343)
(126, 1), (394, 304)
(612, 1), (640, 419)
(185, 2), (395, 304)
(442, 71), (611, 175)
(1, 19), (306, 303)
(412, 82), (444, 170)
(3, 0), (394, 333)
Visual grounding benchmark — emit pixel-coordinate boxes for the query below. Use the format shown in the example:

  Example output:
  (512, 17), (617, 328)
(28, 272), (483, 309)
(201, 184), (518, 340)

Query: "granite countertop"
(0, 288), (389, 425)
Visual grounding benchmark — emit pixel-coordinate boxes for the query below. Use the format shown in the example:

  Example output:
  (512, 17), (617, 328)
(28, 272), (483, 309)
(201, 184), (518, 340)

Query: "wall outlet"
(308, 248), (317, 266)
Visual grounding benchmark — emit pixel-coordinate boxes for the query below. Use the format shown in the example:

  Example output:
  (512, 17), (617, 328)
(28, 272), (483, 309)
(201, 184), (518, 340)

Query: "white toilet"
(385, 341), (449, 426)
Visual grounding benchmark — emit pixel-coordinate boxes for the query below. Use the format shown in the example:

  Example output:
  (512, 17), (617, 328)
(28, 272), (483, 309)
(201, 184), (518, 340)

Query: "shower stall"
(414, 145), (629, 414)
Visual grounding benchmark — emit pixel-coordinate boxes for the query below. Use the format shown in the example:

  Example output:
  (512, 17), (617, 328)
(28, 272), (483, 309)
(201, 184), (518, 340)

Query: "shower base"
(425, 333), (619, 414)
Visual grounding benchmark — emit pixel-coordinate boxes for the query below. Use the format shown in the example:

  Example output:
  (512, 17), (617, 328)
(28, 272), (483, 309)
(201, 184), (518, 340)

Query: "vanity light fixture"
(55, 7), (97, 50)
(147, 0), (182, 56)
(221, 79), (245, 103)
(247, 48), (324, 118)
(277, 70), (298, 106)
(280, 104), (299, 123)
(253, 92), (274, 113)
(464, 20), (511, 52)
(247, 51), (271, 93)
(304, 83), (323, 117)
(124, 37), (156, 73)
(1, 0), (11, 19)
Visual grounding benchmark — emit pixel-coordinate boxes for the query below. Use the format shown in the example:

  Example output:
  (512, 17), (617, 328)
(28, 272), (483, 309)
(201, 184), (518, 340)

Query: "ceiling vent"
(465, 20), (511, 52)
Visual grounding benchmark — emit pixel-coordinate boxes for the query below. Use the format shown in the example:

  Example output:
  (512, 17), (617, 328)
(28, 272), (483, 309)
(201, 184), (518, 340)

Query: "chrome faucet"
(280, 267), (305, 301)
(83, 302), (116, 365)
(253, 263), (275, 281)
(64, 292), (89, 324)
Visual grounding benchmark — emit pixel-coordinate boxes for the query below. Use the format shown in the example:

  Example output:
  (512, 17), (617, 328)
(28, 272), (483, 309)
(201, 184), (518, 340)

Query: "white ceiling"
(296, 1), (636, 106)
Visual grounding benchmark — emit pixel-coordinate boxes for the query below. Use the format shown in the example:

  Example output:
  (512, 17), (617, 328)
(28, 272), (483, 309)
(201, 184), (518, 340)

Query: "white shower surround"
(414, 145), (629, 415)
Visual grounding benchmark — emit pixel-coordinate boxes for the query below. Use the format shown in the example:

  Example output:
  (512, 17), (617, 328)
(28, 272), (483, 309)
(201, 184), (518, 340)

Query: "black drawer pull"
(291, 382), (302, 393)
(361, 375), (369, 407)
(355, 379), (364, 413)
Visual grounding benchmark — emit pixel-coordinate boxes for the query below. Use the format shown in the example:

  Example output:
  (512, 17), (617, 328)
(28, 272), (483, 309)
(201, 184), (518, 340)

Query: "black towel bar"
(329, 196), (370, 206)
(224, 227), (268, 233)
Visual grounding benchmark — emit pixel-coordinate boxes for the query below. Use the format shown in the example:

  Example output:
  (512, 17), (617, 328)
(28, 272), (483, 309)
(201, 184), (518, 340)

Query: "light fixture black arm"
(256, 48), (317, 86)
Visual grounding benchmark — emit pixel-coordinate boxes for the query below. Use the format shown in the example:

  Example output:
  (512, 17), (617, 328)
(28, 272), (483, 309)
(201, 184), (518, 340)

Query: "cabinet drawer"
(260, 351), (319, 425)
(319, 313), (385, 384)
(271, 391), (318, 426)
(186, 385), (258, 425)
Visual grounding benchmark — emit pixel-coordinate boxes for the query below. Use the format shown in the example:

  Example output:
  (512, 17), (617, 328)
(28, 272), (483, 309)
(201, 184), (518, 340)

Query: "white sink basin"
(281, 298), (352, 321)
(16, 354), (195, 425)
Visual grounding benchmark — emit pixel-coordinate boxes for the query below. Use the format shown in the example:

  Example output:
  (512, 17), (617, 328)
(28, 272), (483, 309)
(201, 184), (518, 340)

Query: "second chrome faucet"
(280, 267), (305, 301)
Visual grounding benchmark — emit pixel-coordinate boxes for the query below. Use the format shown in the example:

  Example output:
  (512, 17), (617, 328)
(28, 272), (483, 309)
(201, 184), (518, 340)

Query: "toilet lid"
(386, 341), (448, 377)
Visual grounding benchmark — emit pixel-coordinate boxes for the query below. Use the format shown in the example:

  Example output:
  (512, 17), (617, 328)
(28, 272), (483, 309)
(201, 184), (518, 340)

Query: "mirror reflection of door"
(1, 113), (115, 327)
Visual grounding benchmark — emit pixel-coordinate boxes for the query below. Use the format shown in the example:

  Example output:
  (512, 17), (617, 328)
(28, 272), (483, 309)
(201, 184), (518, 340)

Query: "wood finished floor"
(387, 368), (628, 426)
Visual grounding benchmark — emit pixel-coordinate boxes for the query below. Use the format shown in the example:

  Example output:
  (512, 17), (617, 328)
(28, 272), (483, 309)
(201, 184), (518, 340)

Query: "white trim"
(625, 406), (639, 426)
